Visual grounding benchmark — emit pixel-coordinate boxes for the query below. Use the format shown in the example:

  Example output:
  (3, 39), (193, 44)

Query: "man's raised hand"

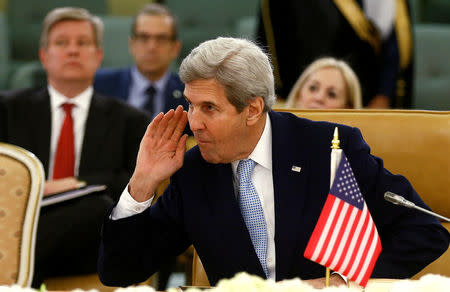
(129, 105), (188, 202)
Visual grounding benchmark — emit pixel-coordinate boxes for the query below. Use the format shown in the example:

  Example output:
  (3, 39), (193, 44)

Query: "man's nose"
(67, 42), (81, 54)
(312, 90), (325, 102)
(188, 108), (204, 131)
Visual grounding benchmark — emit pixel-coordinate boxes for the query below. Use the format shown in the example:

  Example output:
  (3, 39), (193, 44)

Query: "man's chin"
(199, 148), (220, 164)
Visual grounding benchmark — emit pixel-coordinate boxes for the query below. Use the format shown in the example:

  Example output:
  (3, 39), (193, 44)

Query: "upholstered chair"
(0, 142), (44, 286)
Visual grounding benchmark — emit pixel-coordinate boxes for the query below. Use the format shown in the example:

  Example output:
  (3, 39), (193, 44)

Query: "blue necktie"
(144, 85), (156, 117)
(237, 159), (269, 278)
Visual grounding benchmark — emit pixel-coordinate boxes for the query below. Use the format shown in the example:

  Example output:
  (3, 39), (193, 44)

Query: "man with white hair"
(98, 37), (448, 288)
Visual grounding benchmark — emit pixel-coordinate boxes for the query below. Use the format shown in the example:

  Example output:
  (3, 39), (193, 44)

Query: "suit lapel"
(270, 111), (313, 280)
(79, 94), (110, 174)
(30, 89), (52, 176)
(201, 162), (267, 278)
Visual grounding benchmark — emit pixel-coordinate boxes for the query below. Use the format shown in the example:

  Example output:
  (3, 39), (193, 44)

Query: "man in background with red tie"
(0, 7), (149, 287)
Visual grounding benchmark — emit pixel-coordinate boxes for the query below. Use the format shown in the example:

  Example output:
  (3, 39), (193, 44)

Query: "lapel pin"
(173, 89), (182, 99)
(291, 165), (301, 173)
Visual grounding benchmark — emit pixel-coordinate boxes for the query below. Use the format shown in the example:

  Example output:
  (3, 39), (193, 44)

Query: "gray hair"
(40, 7), (104, 48)
(132, 3), (178, 40)
(179, 37), (276, 113)
(285, 57), (362, 109)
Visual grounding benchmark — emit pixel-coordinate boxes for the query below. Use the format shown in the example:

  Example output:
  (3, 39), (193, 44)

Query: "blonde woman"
(285, 57), (362, 109)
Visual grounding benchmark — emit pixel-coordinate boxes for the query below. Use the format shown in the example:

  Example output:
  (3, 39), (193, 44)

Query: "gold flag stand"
(326, 127), (340, 287)
(326, 127), (349, 288)
(331, 127), (340, 150)
(325, 127), (341, 287)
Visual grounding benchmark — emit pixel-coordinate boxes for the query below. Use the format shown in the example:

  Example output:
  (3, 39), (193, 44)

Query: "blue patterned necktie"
(237, 159), (269, 278)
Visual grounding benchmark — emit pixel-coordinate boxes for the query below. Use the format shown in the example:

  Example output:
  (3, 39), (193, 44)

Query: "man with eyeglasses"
(94, 3), (189, 120)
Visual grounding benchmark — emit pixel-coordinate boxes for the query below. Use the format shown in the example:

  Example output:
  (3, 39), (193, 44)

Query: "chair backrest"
(192, 249), (210, 287)
(191, 109), (450, 283)
(281, 109), (450, 220)
(100, 15), (134, 68)
(6, 0), (107, 61)
(413, 24), (450, 110)
(9, 61), (46, 90)
(0, 11), (10, 90)
(166, 0), (259, 68)
(0, 142), (44, 286)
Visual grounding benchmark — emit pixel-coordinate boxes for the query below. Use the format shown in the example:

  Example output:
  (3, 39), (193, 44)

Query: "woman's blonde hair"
(285, 57), (362, 109)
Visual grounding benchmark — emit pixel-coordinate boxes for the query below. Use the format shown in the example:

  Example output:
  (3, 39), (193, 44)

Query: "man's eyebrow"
(202, 101), (217, 107)
(183, 94), (190, 103)
(183, 95), (218, 107)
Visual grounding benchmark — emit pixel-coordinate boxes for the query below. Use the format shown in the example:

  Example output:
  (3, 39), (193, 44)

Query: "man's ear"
(39, 48), (48, 70)
(246, 96), (265, 126)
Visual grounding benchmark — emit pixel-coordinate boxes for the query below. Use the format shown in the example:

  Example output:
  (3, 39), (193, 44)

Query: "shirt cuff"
(110, 183), (153, 220)
(331, 271), (348, 286)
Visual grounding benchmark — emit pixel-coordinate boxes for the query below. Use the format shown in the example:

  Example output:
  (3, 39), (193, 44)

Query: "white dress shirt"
(112, 113), (277, 279)
(230, 114), (276, 279)
(48, 85), (92, 179)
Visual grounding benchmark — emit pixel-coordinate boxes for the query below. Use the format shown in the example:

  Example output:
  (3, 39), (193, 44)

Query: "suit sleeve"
(344, 127), (449, 278)
(98, 175), (191, 287)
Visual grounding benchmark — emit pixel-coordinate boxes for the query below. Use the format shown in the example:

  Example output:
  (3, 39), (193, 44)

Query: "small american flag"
(304, 153), (382, 287)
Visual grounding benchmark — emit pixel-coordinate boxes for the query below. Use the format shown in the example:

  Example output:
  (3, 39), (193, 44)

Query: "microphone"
(384, 191), (450, 223)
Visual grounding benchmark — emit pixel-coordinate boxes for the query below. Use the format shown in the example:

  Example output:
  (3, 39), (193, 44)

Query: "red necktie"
(53, 103), (75, 179)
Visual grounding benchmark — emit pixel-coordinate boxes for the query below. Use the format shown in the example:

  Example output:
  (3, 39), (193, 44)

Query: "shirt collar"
(49, 85), (93, 111)
(232, 113), (272, 174)
(131, 66), (170, 94)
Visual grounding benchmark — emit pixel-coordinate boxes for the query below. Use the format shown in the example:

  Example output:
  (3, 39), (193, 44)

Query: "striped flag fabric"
(304, 152), (382, 287)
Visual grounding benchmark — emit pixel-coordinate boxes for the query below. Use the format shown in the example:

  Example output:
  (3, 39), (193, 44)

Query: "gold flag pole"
(329, 127), (350, 288)
(326, 127), (340, 287)
(331, 127), (340, 149)
(325, 268), (330, 287)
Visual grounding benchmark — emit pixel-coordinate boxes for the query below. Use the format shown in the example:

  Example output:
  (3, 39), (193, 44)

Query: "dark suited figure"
(257, 0), (413, 108)
(94, 3), (189, 120)
(98, 37), (449, 288)
(0, 7), (149, 287)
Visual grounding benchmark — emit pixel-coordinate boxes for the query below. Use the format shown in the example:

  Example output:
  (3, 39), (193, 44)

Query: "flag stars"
(331, 155), (364, 210)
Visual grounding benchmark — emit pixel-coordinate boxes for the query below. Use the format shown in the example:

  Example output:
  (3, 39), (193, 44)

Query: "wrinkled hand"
(44, 177), (85, 196)
(129, 105), (188, 202)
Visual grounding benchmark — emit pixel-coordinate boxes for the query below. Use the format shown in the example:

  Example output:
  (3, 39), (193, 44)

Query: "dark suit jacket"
(0, 87), (150, 283)
(94, 68), (189, 114)
(98, 111), (449, 286)
(0, 87), (149, 200)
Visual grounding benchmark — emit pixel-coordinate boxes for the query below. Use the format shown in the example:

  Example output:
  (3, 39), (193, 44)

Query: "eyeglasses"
(132, 33), (175, 45)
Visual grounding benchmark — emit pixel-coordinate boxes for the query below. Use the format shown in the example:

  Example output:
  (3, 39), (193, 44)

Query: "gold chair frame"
(0, 142), (44, 286)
